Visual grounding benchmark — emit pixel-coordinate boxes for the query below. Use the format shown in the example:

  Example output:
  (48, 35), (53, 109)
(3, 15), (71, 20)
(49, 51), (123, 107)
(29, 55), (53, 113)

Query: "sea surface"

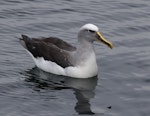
(0, 0), (150, 116)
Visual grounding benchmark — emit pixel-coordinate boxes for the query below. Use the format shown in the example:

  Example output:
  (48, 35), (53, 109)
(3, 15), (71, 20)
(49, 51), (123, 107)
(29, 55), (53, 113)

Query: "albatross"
(20, 23), (113, 78)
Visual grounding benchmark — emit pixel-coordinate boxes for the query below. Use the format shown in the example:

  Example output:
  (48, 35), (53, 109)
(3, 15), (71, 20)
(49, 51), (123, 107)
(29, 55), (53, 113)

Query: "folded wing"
(20, 35), (76, 68)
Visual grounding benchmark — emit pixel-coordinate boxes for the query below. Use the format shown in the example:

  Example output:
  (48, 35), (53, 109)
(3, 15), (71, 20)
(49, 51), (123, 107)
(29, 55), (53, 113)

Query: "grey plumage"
(19, 24), (113, 78)
(20, 35), (76, 68)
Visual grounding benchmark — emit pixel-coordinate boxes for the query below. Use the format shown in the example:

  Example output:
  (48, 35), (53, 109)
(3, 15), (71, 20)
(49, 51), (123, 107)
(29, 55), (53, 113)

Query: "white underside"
(27, 51), (98, 78)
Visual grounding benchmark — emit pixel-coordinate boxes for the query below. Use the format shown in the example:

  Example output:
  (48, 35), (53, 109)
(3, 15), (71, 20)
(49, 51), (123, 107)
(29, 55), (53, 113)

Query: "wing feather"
(20, 35), (75, 68)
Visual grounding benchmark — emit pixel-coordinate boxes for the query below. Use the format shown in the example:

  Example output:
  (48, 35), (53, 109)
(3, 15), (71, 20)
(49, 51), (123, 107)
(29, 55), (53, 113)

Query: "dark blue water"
(0, 0), (150, 116)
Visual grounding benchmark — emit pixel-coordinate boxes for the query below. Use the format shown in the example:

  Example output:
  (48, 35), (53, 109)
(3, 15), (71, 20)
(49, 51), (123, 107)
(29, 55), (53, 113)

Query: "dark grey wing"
(33, 36), (76, 51)
(20, 35), (74, 68)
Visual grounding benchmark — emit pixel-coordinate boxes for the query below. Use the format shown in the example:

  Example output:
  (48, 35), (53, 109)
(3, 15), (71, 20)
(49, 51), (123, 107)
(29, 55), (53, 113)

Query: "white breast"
(65, 52), (98, 78)
(27, 51), (98, 78)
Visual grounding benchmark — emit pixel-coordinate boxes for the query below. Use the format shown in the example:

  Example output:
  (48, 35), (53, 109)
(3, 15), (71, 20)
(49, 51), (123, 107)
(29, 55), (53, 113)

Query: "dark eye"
(88, 30), (95, 33)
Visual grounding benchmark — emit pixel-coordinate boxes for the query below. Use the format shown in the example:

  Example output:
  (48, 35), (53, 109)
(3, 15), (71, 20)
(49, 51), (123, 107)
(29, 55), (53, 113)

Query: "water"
(0, 0), (150, 116)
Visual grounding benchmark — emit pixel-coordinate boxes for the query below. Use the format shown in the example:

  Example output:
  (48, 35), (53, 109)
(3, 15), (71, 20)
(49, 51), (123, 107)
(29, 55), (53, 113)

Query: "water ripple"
(0, 0), (150, 116)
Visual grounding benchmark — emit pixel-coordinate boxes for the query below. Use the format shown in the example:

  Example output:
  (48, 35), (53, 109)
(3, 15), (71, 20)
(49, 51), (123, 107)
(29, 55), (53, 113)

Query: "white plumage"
(28, 51), (98, 78)
(20, 24), (113, 78)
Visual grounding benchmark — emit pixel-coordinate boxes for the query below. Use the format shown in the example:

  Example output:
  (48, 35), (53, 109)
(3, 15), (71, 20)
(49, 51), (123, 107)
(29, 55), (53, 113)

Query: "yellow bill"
(96, 32), (113, 49)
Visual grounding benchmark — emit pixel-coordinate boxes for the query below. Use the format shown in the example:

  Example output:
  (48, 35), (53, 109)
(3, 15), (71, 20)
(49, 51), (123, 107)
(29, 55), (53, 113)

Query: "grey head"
(72, 24), (113, 66)
(78, 23), (113, 49)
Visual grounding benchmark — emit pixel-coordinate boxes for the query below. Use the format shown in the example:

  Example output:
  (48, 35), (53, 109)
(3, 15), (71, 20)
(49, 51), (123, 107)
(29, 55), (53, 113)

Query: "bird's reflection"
(23, 67), (98, 115)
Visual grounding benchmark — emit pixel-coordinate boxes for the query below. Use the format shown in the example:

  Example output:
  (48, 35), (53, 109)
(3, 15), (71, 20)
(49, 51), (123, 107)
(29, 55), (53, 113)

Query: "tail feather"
(19, 34), (31, 49)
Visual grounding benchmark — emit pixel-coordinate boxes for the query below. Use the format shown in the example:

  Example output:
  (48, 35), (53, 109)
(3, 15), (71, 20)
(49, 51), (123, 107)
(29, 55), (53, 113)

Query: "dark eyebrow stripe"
(88, 29), (95, 33)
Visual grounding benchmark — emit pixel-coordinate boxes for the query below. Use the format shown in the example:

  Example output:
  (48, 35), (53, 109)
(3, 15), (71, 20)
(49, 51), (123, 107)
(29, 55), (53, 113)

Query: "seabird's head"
(78, 23), (113, 49)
